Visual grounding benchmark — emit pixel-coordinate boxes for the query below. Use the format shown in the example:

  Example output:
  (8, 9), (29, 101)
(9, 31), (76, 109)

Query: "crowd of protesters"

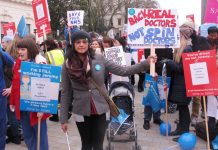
(0, 19), (218, 150)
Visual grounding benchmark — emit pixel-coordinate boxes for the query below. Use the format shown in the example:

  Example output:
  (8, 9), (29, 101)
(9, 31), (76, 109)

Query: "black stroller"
(106, 81), (141, 150)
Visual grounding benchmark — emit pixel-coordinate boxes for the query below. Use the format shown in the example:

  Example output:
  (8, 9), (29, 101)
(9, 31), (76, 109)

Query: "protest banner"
(20, 62), (61, 114)
(204, 0), (218, 24)
(67, 10), (84, 26)
(104, 46), (126, 66)
(2, 22), (16, 37)
(200, 23), (218, 37)
(182, 49), (218, 150)
(182, 50), (218, 97)
(127, 8), (180, 49)
(32, 0), (51, 38)
(186, 14), (195, 24)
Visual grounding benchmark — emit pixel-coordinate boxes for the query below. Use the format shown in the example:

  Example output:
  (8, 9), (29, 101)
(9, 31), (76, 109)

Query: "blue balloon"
(178, 133), (197, 150)
(160, 122), (171, 136)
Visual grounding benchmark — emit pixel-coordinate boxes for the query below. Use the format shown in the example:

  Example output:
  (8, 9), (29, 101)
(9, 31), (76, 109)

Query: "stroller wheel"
(130, 129), (135, 140)
(106, 144), (114, 150)
(132, 145), (141, 150)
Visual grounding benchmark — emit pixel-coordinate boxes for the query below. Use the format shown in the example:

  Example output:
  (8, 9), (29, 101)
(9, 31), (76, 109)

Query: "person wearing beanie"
(60, 30), (157, 150)
(1, 35), (13, 51)
(160, 21), (194, 141)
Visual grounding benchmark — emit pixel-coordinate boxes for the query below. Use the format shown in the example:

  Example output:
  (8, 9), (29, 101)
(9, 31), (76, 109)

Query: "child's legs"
(20, 112), (36, 150)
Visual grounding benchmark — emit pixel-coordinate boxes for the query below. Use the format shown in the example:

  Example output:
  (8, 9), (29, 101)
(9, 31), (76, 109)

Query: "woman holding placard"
(10, 37), (50, 150)
(60, 30), (157, 150)
(160, 21), (195, 141)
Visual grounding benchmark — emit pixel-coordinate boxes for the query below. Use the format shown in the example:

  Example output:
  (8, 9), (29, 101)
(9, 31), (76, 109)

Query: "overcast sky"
(156, 0), (201, 26)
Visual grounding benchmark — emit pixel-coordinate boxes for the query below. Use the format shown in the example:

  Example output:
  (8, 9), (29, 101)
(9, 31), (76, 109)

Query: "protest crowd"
(0, 1), (218, 150)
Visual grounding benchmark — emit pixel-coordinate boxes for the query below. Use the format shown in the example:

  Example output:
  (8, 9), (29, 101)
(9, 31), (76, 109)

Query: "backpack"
(195, 121), (218, 141)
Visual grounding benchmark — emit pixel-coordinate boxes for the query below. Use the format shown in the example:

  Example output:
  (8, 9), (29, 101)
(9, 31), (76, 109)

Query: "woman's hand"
(2, 88), (11, 97)
(10, 105), (15, 112)
(146, 54), (157, 64)
(61, 123), (68, 133)
(37, 112), (44, 119)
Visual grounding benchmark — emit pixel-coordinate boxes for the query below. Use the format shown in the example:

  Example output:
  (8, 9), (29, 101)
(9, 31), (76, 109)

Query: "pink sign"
(204, 0), (218, 24)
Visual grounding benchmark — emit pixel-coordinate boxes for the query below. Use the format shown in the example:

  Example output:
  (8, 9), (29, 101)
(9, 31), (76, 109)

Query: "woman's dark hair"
(17, 37), (39, 60)
(102, 37), (114, 47)
(44, 39), (58, 51)
(191, 30), (210, 52)
(58, 41), (63, 49)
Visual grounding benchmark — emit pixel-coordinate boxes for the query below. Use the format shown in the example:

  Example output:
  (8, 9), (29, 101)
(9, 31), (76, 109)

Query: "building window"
(118, 18), (122, 26)
(27, 24), (31, 34)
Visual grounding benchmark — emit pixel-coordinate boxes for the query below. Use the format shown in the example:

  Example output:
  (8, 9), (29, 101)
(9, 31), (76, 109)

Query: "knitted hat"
(180, 20), (195, 39)
(181, 19), (195, 29)
(71, 30), (91, 44)
(2, 35), (13, 42)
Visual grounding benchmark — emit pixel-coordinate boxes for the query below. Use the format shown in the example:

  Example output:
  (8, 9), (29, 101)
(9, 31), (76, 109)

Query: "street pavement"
(6, 81), (208, 150)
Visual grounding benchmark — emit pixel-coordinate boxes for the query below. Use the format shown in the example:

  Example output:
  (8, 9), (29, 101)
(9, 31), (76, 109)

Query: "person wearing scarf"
(10, 37), (50, 150)
(60, 30), (156, 150)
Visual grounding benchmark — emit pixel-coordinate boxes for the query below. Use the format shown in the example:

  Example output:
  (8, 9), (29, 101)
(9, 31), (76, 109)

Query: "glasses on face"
(74, 39), (88, 44)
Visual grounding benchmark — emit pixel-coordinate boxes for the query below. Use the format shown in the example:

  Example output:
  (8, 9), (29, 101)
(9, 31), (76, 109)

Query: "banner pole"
(37, 117), (41, 150)
(150, 44), (155, 77)
(203, 96), (210, 150)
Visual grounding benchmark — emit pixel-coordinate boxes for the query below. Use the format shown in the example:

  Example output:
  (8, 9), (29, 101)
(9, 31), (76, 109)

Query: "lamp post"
(201, 0), (207, 24)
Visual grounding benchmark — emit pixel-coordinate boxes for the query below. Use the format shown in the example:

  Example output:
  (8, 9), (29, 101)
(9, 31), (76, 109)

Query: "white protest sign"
(127, 8), (180, 48)
(36, 3), (45, 20)
(67, 10), (84, 26)
(111, 53), (131, 83)
(31, 77), (50, 101)
(104, 46), (126, 66)
(190, 62), (209, 85)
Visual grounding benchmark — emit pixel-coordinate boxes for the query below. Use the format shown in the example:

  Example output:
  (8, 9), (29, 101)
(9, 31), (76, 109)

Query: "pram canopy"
(109, 81), (135, 100)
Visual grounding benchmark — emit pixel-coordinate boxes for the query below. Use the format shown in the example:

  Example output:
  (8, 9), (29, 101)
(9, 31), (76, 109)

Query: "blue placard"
(20, 62), (61, 114)
(142, 74), (171, 112)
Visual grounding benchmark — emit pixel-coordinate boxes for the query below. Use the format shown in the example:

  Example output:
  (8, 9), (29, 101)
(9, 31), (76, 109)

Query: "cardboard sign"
(104, 46), (126, 66)
(204, 0), (218, 24)
(2, 22), (16, 37)
(127, 8), (180, 49)
(182, 50), (218, 97)
(20, 62), (61, 114)
(32, 0), (50, 27)
(36, 22), (51, 38)
(67, 10), (84, 26)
